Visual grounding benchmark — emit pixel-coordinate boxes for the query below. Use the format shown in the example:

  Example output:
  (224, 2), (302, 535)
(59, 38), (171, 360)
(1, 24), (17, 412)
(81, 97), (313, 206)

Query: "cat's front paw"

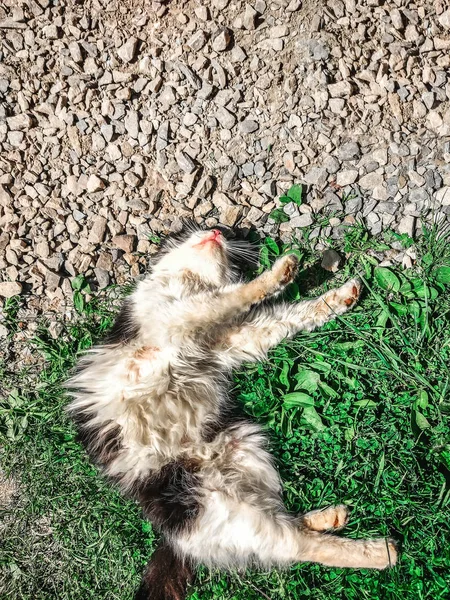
(272, 254), (299, 287)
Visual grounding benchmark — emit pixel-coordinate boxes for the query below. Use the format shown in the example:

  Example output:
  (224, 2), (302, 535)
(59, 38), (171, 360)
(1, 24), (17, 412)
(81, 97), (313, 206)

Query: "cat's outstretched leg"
(173, 490), (397, 570)
(171, 254), (299, 338)
(214, 278), (362, 365)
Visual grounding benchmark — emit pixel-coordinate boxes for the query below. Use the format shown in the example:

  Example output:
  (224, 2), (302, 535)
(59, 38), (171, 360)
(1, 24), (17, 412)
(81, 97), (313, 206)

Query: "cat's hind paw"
(301, 505), (349, 532)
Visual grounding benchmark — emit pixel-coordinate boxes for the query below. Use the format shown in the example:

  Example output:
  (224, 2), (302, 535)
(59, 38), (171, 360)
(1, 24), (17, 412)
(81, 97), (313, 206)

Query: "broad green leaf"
(301, 406), (326, 431)
(333, 340), (365, 351)
(73, 291), (85, 313)
(354, 399), (377, 408)
(376, 309), (389, 328)
(287, 184), (303, 205)
(435, 266), (450, 284)
(269, 208), (289, 223)
(71, 274), (85, 291)
(344, 426), (355, 441)
(374, 267), (401, 292)
(389, 302), (409, 317)
(279, 361), (290, 390)
(283, 392), (315, 409)
(415, 410), (431, 430)
(264, 237), (280, 255)
(279, 195), (292, 204)
(412, 281), (439, 300)
(294, 369), (320, 393)
(399, 281), (412, 294)
(417, 390), (429, 410)
(310, 361), (332, 375)
(259, 245), (270, 269)
(318, 381), (338, 398)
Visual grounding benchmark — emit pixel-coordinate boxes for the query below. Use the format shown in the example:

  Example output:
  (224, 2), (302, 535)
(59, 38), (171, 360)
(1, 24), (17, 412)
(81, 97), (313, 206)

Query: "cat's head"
(151, 227), (254, 289)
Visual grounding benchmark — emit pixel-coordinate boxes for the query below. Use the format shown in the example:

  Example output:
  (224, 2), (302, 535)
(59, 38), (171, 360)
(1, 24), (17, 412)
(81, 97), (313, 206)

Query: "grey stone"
(436, 186), (450, 206)
(118, 37), (138, 62)
(89, 215), (107, 244)
(321, 249), (341, 272)
(398, 215), (415, 238)
(238, 120), (258, 134)
(188, 30), (208, 51)
(86, 174), (105, 193)
(124, 111), (139, 139)
(304, 167), (328, 187)
(212, 28), (232, 52)
(176, 151), (196, 174)
(0, 281), (22, 298)
(336, 170), (358, 186)
(345, 196), (363, 214)
(338, 142), (361, 161)
(243, 5), (258, 30)
(290, 214), (313, 228)
(215, 106), (236, 129)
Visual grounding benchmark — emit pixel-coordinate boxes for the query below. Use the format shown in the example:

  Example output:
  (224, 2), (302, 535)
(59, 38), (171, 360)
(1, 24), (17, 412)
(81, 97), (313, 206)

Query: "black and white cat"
(67, 228), (397, 600)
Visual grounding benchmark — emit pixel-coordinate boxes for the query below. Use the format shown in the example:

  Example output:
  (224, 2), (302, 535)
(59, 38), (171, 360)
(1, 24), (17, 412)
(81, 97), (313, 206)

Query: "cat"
(67, 226), (397, 600)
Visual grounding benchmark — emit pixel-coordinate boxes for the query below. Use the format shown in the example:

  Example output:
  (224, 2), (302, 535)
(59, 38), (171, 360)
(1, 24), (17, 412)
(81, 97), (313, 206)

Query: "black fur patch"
(136, 460), (201, 534)
(72, 411), (122, 467)
(135, 542), (194, 600)
(105, 298), (139, 345)
(202, 401), (246, 443)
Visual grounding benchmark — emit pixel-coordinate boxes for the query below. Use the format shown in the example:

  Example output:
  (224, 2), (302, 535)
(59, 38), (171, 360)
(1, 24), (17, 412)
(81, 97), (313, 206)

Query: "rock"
(345, 196), (363, 214)
(188, 30), (208, 51)
(95, 268), (110, 289)
(112, 234), (136, 253)
(391, 8), (404, 30)
(304, 167), (328, 187)
(238, 120), (258, 134)
(328, 81), (353, 98)
(336, 170), (358, 186)
(212, 28), (232, 52)
(0, 323), (8, 337)
(89, 216), (107, 244)
(438, 9), (450, 30)
(398, 215), (415, 238)
(0, 281), (22, 298)
(176, 151), (196, 174)
(6, 114), (32, 130)
(124, 111), (139, 139)
(338, 142), (361, 161)
(436, 187), (450, 206)
(215, 106), (236, 129)
(290, 214), (313, 228)
(359, 172), (384, 189)
(118, 37), (138, 62)
(86, 174), (105, 193)
(243, 5), (258, 30)
(321, 249), (341, 272)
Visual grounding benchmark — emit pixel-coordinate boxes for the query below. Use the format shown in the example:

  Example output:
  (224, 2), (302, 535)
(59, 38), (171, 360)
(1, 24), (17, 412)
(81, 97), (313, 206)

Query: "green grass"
(1, 222), (450, 600)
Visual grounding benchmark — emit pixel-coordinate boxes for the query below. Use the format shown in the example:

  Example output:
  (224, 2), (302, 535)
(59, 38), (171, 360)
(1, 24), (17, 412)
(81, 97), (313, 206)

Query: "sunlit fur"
(67, 229), (397, 600)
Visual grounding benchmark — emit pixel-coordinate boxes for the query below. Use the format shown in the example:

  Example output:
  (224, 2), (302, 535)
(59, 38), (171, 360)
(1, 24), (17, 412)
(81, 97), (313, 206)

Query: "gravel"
(1, 0), (450, 347)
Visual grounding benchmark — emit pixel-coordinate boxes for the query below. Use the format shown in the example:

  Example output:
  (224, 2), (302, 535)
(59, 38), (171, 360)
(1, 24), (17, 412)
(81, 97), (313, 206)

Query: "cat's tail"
(135, 541), (194, 600)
